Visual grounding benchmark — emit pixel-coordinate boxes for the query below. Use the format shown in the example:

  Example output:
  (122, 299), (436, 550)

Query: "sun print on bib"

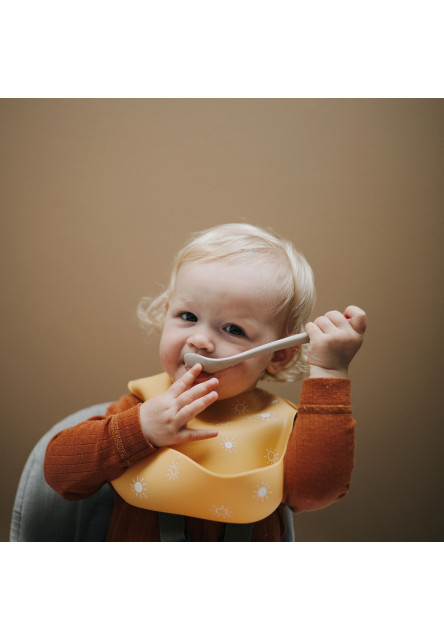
(130, 475), (148, 499)
(253, 481), (272, 501)
(264, 447), (280, 465)
(166, 459), (180, 481)
(219, 435), (238, 454)
(210, 504), (233, 520)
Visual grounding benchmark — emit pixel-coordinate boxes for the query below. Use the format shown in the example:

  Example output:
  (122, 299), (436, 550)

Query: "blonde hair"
(138, 223), (316, 382)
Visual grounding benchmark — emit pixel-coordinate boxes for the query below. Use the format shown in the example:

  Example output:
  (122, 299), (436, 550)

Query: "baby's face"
(159, 260), (284, 400)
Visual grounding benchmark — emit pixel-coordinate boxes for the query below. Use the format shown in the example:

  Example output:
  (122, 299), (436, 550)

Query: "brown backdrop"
(1, 99), (442, 541)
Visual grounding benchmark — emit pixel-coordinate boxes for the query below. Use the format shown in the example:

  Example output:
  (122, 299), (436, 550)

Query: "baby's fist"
(306, 305), (366, 378)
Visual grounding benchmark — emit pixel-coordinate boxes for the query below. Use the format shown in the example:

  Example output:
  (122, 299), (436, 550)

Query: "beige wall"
(1, 99), (442, 541)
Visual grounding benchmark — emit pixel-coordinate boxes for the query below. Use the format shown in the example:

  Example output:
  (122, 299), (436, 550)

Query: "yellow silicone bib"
(111, 373), (296, 523)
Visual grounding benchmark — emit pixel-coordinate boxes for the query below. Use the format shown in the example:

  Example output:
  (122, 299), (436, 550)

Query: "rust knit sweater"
(44, 377), (355, 541)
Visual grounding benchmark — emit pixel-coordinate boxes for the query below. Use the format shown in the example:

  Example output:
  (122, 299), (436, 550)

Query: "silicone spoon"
(184, 331), (309, 373)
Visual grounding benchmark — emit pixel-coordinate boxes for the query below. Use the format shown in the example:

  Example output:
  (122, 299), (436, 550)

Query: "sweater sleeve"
(284, 378), (355, 512)
(44, 393), (157, 500)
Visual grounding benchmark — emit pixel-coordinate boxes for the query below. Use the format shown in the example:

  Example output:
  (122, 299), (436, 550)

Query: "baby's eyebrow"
(171, 296), (194, 307)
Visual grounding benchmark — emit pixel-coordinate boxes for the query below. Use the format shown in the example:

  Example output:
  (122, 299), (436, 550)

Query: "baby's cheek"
(159, 342), (175, 376)
(219, 361), (266, 397)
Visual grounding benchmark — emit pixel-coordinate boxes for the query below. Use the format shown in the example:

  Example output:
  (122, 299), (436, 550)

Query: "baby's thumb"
(178, 427), (219, 444)
(344, 306), (367, 335)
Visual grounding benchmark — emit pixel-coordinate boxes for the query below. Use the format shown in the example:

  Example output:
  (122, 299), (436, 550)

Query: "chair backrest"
(10, 403), (114, 542)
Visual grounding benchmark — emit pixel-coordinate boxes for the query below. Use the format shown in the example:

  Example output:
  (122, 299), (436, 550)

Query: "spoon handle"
(184, 331), (309, 373)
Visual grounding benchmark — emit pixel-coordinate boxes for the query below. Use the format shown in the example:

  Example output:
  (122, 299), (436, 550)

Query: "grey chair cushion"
(10, 403), (114, 542)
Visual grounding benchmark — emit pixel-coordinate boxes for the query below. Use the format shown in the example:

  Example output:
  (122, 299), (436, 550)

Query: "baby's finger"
(175, 426), (219, 445)
(344, 306), (367, 335)
(324, 310), (349, 329)
(176, 377), (219, 411)
(312, 315), (335, 334)
(177, 389), (219, 424)
(169, 364), (203, 397)
(305, 321), (324, 339)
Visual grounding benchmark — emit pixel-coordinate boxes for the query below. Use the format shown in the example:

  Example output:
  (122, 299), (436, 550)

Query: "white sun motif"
(219, 435), (238, 453)
(130, 475), (147, 499)
(264, 447), (280, 465)
(253, 481), (272, 501)
(231, 400), (248, 415)
(247, 410), (275, 422)
(210, 504), (233, 520)
(167, 459), (180, 481)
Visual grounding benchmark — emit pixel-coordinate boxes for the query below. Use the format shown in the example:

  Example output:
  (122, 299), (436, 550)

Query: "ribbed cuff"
(298, 377), (352, 413)
(110, 403), (156, 464)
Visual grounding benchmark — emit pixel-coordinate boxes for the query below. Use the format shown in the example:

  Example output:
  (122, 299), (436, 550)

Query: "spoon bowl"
(184, 332), (309, 373)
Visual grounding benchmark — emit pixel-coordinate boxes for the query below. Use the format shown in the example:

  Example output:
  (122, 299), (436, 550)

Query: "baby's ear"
(266, 347), (298, 374)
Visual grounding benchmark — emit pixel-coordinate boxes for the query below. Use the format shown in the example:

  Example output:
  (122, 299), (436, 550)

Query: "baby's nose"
(186, 331), (215, 352)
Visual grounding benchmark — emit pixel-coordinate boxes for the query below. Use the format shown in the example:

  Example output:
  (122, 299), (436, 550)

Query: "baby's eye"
(180, 312), (198, 322)
(223, 324), (245, 336)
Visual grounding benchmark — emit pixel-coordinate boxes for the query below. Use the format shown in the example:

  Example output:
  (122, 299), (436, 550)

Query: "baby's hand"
(139, 364), (219, 447)
(306, 305), (367, 378)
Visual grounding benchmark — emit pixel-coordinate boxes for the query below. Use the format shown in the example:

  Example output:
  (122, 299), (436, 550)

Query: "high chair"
(10, 403), (114, 542)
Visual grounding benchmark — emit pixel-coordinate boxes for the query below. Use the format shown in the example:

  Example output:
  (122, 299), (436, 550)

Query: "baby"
(45, 223), (366, 541)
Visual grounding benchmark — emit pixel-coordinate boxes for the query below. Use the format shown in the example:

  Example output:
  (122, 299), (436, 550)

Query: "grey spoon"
(184, 331), (309, 373)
